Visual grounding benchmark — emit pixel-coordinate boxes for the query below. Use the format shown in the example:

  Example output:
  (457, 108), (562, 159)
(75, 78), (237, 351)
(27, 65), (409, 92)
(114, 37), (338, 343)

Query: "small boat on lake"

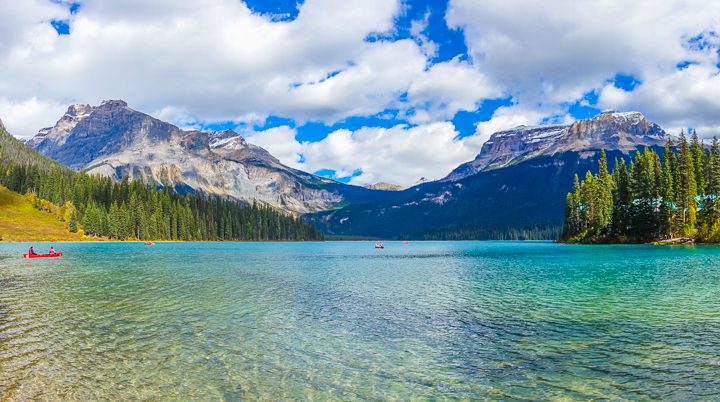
(375, 242), (384, 249)
(144, 242), (155, 246)
(23, 252), (63, 259)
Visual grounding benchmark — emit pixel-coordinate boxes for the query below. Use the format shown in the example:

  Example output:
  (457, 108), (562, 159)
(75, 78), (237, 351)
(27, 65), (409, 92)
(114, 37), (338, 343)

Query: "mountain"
(446, 111), (667, 180)
(365, 182), (404, 191)
(308, 111), (672, 239)
(0, 116), (68, 171)
(28, 100), (384, 213)
(2, 118), (324, 242)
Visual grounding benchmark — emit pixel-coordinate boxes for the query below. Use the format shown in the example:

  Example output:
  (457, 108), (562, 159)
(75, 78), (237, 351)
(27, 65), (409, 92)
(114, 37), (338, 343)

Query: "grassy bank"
(0, 185), (85, 242)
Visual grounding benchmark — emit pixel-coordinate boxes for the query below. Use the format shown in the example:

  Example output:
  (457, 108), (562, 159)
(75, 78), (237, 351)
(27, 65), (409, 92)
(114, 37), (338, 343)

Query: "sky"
(1, 1), (720, 186)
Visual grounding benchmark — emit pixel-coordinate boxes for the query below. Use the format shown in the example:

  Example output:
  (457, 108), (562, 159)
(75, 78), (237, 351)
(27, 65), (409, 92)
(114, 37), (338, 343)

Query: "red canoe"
(23, 252), (63, 259)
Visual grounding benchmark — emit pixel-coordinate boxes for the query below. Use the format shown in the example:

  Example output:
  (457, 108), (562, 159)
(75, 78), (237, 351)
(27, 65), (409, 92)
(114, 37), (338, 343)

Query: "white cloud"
(280, 39), (427, 122)
(0, 0), (404, 135)
(409, 11), (437, 58)
(405, 57), (500, 124)
(0, 0), (500, 141)
(4, 0), (720, 186)
(0, 97), (68, 140)
(0, 0), (67, 55)
(244, 125), (303, 166)
(246, 122), (481, 186)
(0, 0), (494, 133)
(447, 0), (720, 105)
(467, 106), (556, 148)
(444, 0), (720, 142)
(599, 63), (720, 137)
(243, 102), (576, 187)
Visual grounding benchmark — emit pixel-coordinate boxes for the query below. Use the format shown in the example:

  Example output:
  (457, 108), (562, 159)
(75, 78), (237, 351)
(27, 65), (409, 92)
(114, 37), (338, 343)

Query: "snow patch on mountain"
(446, 111), (670, 181)
(27, 100), (350, 213)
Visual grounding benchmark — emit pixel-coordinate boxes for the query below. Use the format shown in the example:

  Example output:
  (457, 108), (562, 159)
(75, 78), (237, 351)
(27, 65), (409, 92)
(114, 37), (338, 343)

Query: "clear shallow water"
(1, 241), (720, 400)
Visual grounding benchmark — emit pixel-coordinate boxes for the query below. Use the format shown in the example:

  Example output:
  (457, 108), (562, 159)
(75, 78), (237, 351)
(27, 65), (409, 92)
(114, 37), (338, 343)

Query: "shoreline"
(1, 239), (560, 244)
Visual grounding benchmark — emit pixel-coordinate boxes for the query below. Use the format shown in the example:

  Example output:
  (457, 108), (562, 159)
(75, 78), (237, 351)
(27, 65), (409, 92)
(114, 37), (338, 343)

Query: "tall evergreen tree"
(691, 129), (705, 195)
(675, 131), (698, 236)
(611, 158), (631, 239)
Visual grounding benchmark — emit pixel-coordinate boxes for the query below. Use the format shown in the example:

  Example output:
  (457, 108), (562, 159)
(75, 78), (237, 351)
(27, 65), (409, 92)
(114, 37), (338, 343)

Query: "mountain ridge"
(309, 111), (673, 239)
(365, 182), (405, 191)
(25, 102), (676, 239)
(446, 111), (669, 181)
(27, 100), (385, 214)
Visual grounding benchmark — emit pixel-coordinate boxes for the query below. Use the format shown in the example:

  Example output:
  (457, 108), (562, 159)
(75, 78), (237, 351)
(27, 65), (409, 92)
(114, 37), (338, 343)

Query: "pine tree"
(68, 210), (78, 233)
(691, 130), (705, 195)
(675, 132), (698, 236)
(662, 140), (675, 202)
(596, 150), (614, 230)
(611, 158), (631, 239)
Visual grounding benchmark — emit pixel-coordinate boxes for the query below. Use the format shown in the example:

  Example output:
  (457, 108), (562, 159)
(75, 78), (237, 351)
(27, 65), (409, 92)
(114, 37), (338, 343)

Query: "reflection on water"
(1, 241), (720, 400)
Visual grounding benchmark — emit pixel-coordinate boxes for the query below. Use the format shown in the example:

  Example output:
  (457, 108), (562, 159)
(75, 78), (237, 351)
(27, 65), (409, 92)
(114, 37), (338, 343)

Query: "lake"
(1, 241), (720, 400)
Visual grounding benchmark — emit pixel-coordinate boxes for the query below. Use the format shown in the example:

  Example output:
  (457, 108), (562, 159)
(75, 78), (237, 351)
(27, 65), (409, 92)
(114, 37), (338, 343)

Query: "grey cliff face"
(446, 111), (669, 181)
(365, 182), (405, 191)
(28, 100), (344, 213)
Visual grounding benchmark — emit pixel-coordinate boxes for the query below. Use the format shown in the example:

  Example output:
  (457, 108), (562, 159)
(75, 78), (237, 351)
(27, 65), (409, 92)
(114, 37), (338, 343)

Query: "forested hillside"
(563, 131), (720, 243)
(0, 120), (67, 170)
(0, 122), (322, 241)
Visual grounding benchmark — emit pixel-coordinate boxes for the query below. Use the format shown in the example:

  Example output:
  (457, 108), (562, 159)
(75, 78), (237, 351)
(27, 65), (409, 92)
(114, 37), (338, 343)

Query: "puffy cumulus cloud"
(599, 63), (720, 137)
(0, 0), (67, 55)
(0, 0), (499, 139)
(8, 0), (720, 186)
(405, 57), (500, 124)
(0, 97), (68, 138)
(447, 0), (720, 105)
(0, 0), (402, 135)
(281, 40), (427, 121)
(245, 123), (481, 186)
(243, 125), (303, 167)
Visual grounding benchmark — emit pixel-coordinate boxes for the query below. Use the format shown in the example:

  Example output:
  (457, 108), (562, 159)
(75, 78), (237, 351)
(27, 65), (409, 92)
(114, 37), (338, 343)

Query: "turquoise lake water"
(1, 241), (720, 400)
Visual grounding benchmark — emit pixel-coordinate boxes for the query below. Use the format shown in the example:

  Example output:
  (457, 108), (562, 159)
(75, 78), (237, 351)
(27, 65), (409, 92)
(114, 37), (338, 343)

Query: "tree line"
(402, 225), (562, 241)
(0, 163), (323, 241)
(562, 131), (720, 243)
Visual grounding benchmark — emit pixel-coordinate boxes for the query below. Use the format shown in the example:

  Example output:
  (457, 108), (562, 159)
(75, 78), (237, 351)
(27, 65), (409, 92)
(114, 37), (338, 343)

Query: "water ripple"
(1, 241), (720, 400)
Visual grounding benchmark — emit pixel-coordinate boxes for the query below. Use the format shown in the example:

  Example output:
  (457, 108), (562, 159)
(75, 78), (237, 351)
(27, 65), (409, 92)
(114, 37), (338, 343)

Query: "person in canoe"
(28, 246), (37, 256)
(49, 246), (56, 255)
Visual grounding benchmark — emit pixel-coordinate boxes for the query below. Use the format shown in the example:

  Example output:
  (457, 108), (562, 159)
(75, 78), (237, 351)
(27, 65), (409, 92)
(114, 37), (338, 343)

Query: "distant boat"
(144, 242), (155, 246)
(23, 252), (63, 259)
(375, 242), (384, 249)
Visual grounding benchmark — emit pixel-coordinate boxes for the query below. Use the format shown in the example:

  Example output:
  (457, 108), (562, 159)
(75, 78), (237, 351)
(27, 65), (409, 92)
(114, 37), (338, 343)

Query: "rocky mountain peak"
(25, 103), (96, 149)
(446, 111), (669, 181)
(26, 100), (361, 213)
(365, 182), (404, 191)
(0, 118), (5, 132)
(99, 99), (128, 109)
(66, 103), (93, 117)
(208, 129), (248, 149)
(562, 111), (666, 151)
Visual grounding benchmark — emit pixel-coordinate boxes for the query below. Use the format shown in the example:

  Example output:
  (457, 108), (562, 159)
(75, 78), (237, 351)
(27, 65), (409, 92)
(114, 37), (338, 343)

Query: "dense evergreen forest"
(399, 225), (561, 241)
(562, 131), (720, 243)
(0, 125), (322, 241)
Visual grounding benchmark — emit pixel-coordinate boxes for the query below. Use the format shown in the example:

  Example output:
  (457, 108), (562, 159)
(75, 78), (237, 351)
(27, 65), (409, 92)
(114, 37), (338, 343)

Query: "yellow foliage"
(39, 199), (55, 214)
(0, 185), (84, 241)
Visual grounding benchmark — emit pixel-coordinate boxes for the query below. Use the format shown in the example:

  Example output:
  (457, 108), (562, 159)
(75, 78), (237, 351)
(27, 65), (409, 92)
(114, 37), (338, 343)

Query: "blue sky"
(3, 0), (720, 186)
(199, 0), (638, 142)
(196, 0), (501, 144)
(204, 0), (643, 183)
